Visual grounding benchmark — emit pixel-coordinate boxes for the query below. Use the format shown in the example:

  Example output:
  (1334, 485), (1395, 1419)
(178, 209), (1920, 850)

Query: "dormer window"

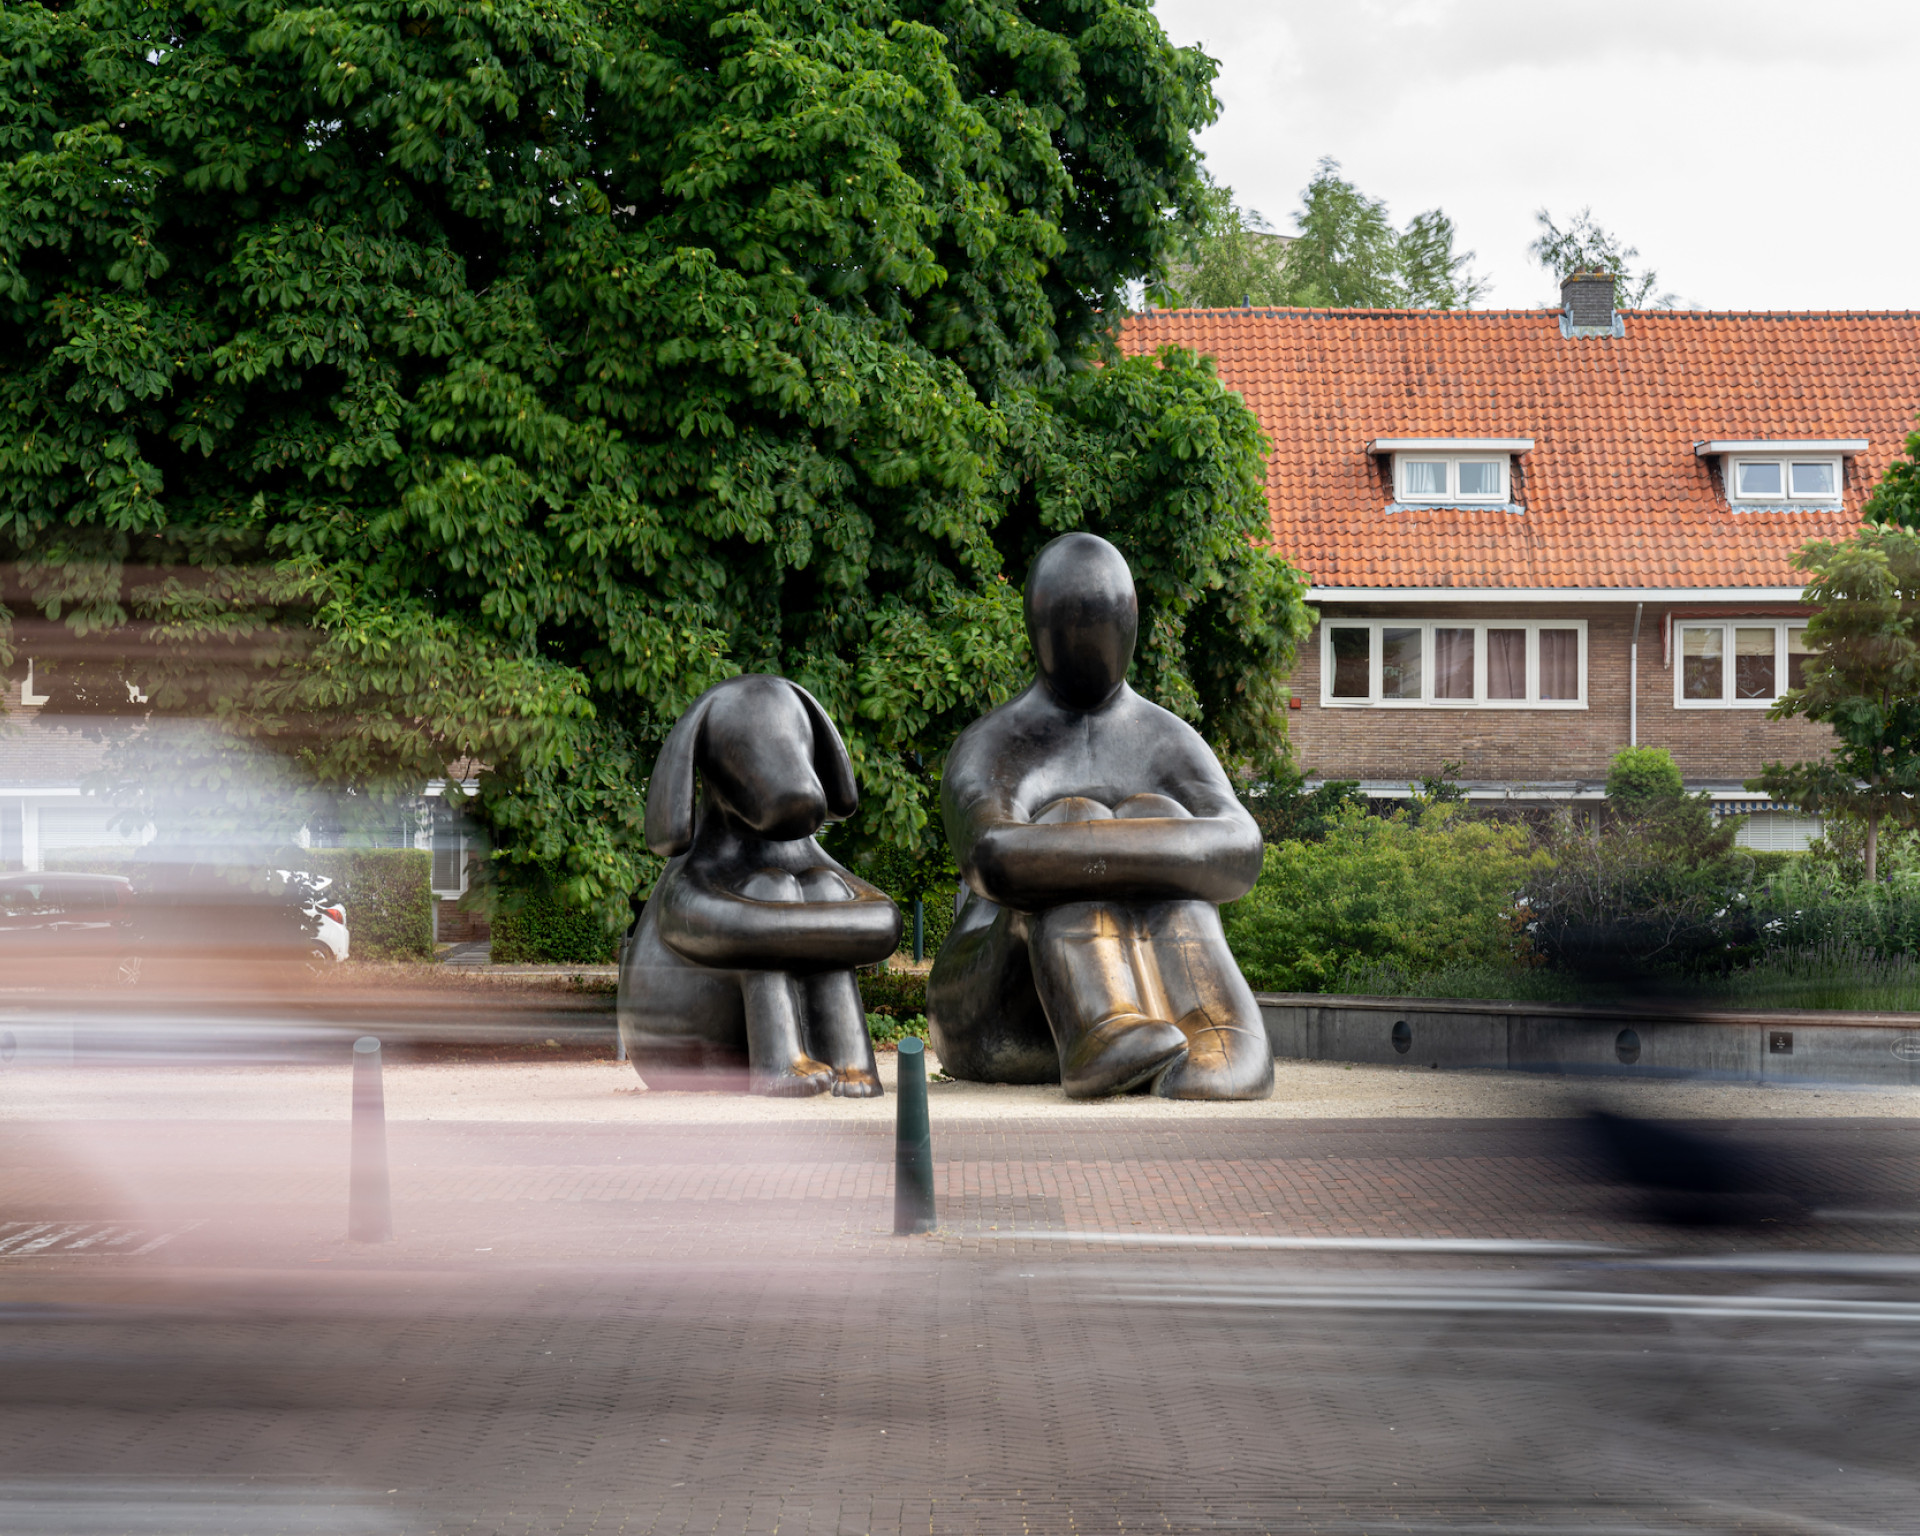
(1696, 440), (1863, 510)
(1371, 438), (1532, 510)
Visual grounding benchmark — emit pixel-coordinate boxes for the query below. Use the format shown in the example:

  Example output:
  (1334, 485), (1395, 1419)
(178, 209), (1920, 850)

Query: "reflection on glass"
(1488, 629), (1526, 700)
(1539, 629), (1579, 700)
(1330, 627), (1371, 698)
(1790, 461), (1835, 498)
(1401, 460), (1448, 498)
(1786, 626), (1814, 690)
(1737, 461), (1783, 498)
(1382, 627), (1422, 699)
(1683, 626), (1724, 699)
(1434, 628), (1475, 699)
(1734, 626), (1777, 699)
(1456, 461), (1501, 499)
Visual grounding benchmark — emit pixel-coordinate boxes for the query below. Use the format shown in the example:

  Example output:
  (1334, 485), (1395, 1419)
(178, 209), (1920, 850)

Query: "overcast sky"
(1153, 0), (1920, 311)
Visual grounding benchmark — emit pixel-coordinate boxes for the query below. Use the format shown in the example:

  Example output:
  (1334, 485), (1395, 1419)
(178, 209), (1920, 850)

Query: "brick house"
(1123, 276), (1920, 848)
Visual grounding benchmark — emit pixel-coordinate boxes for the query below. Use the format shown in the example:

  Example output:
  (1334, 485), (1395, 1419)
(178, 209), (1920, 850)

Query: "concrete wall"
(1258, 992), (1920, 1085)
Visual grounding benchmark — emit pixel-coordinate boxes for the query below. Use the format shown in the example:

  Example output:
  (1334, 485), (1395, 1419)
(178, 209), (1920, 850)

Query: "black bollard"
(348, 1035), (393, 1243)
(893, 1037), (936, 1235)
(912, 896), (924, 963)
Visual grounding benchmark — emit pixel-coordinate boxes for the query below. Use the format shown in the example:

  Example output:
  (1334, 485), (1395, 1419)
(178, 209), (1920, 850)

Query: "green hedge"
(859, 967), (928, 1017)
(302, 849), (433, 961)
(1223, 804), (1548, 993)
(490, 885), (622, 964)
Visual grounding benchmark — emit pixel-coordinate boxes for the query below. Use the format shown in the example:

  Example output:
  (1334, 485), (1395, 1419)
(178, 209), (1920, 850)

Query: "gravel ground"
(6, 1051), (1919, 1122)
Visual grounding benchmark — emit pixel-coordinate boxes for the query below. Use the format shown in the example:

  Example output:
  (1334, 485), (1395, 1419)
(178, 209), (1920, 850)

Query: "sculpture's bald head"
(1024, 532), (1137, 711)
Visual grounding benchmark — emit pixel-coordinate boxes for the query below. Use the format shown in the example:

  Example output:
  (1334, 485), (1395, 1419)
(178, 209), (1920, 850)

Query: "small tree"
(1161, 179), (1293, 309)
(1530, 208), (1676, 309)
(1280, 159), (1485, 310)
(1164, 160), (1485, 312)
(1605, 746), (1685, 817)
(1750, 522), (1920, 879)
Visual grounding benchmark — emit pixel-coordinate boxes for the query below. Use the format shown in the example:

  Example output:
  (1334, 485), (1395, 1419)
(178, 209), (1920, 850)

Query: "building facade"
(1123, 279), (1920, 847)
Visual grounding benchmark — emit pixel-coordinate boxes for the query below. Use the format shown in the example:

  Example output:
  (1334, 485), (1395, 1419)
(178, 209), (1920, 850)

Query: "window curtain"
(1487, 629), (1526, 699)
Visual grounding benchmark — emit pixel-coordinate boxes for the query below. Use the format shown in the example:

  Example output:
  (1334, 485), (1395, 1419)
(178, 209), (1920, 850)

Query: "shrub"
(1606, 746), (1685, 815)
(866, 1012), (930, 1047)
(860, 968), (929, 1018)
(1237, 765), (1367, 843)
(490, 885), (621, 964)
(1223, 804), (1548, 992)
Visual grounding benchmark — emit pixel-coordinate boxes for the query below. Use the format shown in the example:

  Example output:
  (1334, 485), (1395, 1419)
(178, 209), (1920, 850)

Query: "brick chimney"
(1560, 271), (1618, 337)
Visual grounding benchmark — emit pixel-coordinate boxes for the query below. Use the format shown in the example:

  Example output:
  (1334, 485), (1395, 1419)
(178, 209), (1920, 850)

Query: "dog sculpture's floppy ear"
(644, 686), (718, 857)
(788, 681), (859, 822)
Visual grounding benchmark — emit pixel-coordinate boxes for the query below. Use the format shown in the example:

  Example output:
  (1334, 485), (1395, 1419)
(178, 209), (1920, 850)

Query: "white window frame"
(1320, 619), (1588, 709)
(1392, 453), (1511, 505)
(1674, 620), (1812, 708)
(1726, 454), (1843, 508)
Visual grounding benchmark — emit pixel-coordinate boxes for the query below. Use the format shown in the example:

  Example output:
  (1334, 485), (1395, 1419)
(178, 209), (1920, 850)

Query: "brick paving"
(3, 1105), (1920, 1532)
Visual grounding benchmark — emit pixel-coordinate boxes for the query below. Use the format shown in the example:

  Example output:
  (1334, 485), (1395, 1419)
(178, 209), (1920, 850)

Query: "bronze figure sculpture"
(927, 533), (1273, 1100)
(617, 676), (901, 1095)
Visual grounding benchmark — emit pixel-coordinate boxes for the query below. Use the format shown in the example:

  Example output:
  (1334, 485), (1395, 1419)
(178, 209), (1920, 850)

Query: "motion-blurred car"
(0, 873), (139, 988)
(0, 868), (344, 990)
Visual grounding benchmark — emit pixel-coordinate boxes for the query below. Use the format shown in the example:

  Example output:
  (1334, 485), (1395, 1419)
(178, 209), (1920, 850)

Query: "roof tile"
(1120, 307), (1920, 590)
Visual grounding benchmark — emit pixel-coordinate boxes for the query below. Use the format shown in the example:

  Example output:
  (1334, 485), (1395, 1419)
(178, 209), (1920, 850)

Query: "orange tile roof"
(1118, 307), (1920, 592)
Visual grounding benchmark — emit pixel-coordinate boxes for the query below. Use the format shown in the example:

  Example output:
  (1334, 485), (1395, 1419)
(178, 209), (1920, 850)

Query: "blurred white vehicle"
(313, 898), (349, 962)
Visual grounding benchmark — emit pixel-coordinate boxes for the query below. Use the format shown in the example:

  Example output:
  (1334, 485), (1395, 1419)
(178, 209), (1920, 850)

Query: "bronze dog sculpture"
(617, 676), (901, 1095)
(927, 532), (1272, 1100)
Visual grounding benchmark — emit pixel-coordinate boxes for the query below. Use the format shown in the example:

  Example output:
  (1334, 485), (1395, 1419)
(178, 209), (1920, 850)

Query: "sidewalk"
(7, 1052), (1920, 1123)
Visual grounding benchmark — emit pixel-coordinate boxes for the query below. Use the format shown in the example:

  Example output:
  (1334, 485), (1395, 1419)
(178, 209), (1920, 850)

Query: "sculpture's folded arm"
(964, 811), (1262, 911)
(655, 869), (903, 970)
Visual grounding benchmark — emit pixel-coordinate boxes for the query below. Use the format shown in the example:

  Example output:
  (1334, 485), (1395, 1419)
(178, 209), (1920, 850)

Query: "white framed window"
(1393, 453), (1510, 504)
(1727, 455), (1842, 507)
(1321, 620), (1587, 708)
(1675, 620), (1812, 708)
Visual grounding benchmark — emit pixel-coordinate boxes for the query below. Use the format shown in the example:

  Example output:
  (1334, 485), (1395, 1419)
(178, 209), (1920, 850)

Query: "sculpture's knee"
(735, 868), (804, 902)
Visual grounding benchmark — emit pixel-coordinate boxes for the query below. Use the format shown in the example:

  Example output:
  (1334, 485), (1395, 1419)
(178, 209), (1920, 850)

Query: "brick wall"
(1284, 602), (1832, 784)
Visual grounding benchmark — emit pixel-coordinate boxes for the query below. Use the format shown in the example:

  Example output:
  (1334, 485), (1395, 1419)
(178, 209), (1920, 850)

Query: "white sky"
(1152, 0), (1920, 311)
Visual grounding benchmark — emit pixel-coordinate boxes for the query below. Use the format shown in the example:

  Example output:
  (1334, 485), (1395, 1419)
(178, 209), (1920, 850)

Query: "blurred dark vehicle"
(0, 868), (338, 992)
(0, 872), (139, 987)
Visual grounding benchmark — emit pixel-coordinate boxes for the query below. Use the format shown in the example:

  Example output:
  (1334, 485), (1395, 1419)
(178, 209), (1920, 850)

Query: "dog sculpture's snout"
(743, 781), (830, 841)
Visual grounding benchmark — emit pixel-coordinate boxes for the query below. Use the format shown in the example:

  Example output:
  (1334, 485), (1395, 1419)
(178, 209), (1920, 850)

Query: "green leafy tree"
(1863, 421), (1920, 531)
(1530, 207), (1676, 309)
(1277, 158), (1485, 310)
(1751, 523), (1920, 880)
(1163, 160), (1483, 311)
(0, 0), (1310, 922)
(1159, 177), (1292, 309)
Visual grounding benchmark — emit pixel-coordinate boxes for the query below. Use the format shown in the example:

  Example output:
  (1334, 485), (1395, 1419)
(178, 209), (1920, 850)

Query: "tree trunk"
(1867, 808), (1880, 882)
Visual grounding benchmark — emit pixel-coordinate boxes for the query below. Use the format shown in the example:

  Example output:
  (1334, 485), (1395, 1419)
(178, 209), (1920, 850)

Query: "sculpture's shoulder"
(946, 684), (1050, 770)
(1097, 688), (1231, 777)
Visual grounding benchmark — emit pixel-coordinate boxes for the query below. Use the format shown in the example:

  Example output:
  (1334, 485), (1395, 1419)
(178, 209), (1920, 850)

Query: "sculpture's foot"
(1152, 1011), (1274, 1100)
(1061, 1014), (1189, 1100)
(751, 1057), (836, 1097)
(831, 1066), (884, 1098)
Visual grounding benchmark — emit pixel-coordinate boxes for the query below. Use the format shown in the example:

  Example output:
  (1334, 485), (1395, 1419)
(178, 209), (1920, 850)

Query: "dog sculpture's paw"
(831, 1068), (883, 1099)
(751, 1058), (836, 1097)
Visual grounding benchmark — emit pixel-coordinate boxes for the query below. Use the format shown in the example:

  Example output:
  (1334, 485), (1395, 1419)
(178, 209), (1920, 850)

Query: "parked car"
(0, 867), (346, 990)
(0, 873), (139, 988)
(297, 874), (350, 964)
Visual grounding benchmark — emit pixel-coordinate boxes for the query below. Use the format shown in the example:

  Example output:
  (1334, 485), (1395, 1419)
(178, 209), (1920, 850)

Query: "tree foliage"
(0, 0), (1311, 919)
(1529, 207), (1675, 309)
(1751, 522), (1920, 879)
(1164, 160), (1484, 311)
